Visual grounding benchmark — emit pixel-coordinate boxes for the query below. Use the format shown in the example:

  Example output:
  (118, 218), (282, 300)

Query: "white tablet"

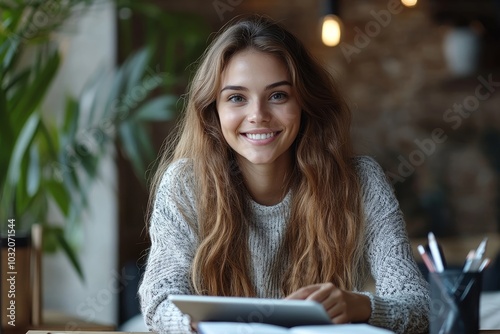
(168, 295), (332, 328)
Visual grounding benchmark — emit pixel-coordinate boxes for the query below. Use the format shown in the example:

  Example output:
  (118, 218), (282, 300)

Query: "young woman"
(139, 16), (429, 334)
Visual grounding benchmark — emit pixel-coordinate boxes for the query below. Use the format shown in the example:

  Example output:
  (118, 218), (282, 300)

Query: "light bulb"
(401, 0), (417, 7)
(321, 14), (342, 47)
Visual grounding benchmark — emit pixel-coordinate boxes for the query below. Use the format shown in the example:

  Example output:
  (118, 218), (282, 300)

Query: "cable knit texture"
(138, 156), (430, 334)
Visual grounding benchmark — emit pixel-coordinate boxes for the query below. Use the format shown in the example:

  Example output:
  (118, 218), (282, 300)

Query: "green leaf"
(103, 65), (125, 119)
(58, 143), (84, 193)
(38, 119), (58, 159)
(42, 225), (60, 253)
(81, 66), (108, 127)
(43, 225), (85, 282)
(11, 51), (60, 126)
(0, 86), (10, 152)
(0, 86), (6, 114)
(118, 121), (147, 177)
(62, 95), (80, 145)
(65, 190), (87, 235)
(23, 192), (48, 227)
(27, 142), (40, 196)
(78, 151), (100, 181)
(132, 95), (177, 121)
(6, 112), (40, 185)
(47, 180), (70, 217)
(125, 48), (149, 95)
(4, 67), (30, 93)
(0, 37), (20, 81)
(0, 109), (39, 219)
(15, 150), (29, 215)
(134, 123), (155, 166)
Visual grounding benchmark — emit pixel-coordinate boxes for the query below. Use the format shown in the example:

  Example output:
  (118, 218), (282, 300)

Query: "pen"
(428, 232), (445, 272)
(424, 244), (447, 270)
(462, 250), (475, 272)
(475, 237), (488, 260)
(468, 237), (489, 272)
(418, 245), (436, 272)
(478, 258), (490, 272)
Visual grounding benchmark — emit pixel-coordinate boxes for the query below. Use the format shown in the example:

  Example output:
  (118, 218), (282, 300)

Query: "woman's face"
(216, 49), (301, 168)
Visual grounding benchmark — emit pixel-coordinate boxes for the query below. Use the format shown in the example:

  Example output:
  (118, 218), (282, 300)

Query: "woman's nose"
(247, 101), (270, 123)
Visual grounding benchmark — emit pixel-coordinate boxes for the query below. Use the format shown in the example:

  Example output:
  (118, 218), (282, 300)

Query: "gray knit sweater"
(138, 156), (430, 334)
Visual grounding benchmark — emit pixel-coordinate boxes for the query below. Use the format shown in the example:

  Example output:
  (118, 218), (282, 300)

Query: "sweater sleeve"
(355, 156), (430, 334)
(138, 160), (197, 334)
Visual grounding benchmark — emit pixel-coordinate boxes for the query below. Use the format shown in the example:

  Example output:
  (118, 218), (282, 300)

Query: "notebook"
(198, 322), (396, 334)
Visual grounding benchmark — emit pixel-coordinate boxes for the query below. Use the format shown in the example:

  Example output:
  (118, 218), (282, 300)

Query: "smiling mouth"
(244, 132), (279, 140)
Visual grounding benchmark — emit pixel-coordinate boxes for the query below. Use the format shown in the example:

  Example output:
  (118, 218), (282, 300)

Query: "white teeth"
(246, 132), (275, 140)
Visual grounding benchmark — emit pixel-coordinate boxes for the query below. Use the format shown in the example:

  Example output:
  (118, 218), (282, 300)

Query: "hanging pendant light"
(401, 0), (418, 7)
(321, 0), (342, 47)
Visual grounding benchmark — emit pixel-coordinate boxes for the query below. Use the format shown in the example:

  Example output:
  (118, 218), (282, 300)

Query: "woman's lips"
(241, 131), (281, 144)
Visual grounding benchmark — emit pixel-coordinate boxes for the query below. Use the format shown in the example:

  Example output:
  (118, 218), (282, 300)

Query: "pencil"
(428, 232), (445, 272)
(418, 244), (436, 273)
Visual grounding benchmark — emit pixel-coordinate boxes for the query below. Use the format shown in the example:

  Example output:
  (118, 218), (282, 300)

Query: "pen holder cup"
(429, 270), (482, 334)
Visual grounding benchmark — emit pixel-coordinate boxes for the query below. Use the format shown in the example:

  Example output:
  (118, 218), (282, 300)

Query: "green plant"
(0, 0), (209, 280)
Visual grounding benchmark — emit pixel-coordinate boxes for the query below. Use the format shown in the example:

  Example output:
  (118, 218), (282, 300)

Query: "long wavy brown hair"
(149, 15), (366, 297)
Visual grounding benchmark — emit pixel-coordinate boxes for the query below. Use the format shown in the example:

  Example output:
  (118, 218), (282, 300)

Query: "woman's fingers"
(285, 283), (358, 324)
(285, 283), (323, 299)
(326, 299), (348, 323)
(307, 284), (347, 321)
(286, 283), (372, 324)
(332, 312), (350, 324)
(302, 283), (352, 324)
(191, 321), (198, 332)
(306, 282), (337, 303)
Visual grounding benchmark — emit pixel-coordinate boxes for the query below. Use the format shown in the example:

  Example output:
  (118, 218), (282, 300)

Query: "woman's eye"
(271, 92), (287, 101)
(228, 95), (244, 103)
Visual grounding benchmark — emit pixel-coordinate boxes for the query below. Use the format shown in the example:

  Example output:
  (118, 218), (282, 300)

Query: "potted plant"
(0, 0), (209, 279)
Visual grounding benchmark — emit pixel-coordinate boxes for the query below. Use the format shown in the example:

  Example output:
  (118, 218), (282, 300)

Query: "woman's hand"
(285, 282), (371, 324)
(190, 321), (198, 333)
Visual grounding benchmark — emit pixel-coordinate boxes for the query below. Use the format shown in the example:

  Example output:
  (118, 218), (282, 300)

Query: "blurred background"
(1, 0), (499, 331)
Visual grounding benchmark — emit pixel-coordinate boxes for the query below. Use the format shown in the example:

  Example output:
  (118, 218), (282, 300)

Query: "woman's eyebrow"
(265, 80), (291, 90)
(220, 85), (248, 93)
(220, 80), (292, 94)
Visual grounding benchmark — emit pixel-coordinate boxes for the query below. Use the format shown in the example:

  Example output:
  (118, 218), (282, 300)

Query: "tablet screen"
(168, 295), (332, 328)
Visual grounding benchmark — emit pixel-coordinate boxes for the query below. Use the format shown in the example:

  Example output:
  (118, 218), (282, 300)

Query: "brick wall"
(149, 0), (500, 237)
